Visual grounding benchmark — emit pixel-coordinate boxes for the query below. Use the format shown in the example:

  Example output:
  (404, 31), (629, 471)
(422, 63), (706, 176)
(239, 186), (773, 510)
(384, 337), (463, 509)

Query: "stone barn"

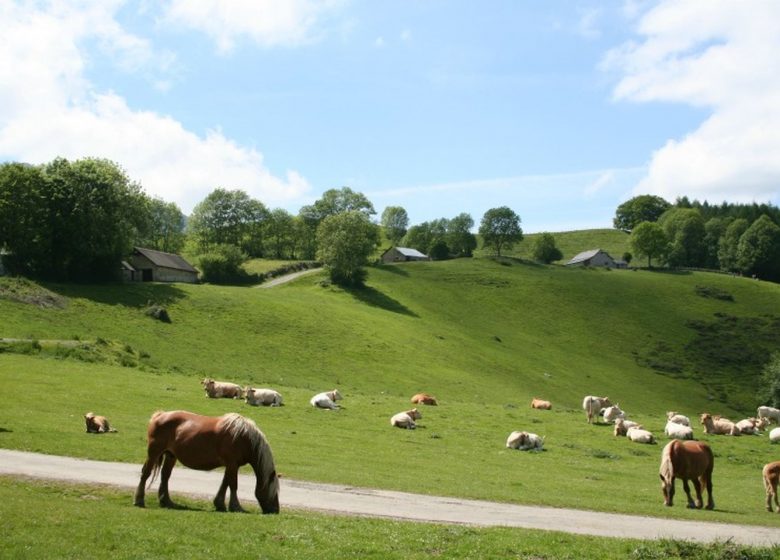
(565, 249), (618, 268)
(381, 247), (431, 263)
(128, 247), (198, 283)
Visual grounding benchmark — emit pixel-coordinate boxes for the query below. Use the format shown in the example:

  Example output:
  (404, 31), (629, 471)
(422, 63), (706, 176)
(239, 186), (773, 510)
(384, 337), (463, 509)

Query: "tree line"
(617, 195), (780, 281)
(0, 157), (525, 286)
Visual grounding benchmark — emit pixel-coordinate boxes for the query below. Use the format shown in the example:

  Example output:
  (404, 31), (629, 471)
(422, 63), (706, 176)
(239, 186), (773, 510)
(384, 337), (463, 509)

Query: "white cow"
(582, 395), (612, 424)
(310, 389), (342, 410)
(245, 387), (283, 407)
(613, 418), (642, 436)
(602, 405), (625, 424)
(201, 378), (243, 399)
(666, 411), (691, 426)
(664, 420), (694, 440)
(626, 426), (655, 444)
(770, 427), (780, 444)
(758, 406), (780, 425)
(506, 431), (544, 451)
(735, 418), (761, 435)
(390, 408), (422, 429)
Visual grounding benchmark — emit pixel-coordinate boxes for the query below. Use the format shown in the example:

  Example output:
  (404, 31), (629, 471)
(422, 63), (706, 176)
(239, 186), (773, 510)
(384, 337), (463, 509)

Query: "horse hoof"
(133, 501), (145, 508)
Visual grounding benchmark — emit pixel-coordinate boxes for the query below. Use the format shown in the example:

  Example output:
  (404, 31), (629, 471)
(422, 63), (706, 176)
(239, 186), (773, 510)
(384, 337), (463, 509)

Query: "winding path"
(1, 449), (778, 546)
(258, 267), (322, 288)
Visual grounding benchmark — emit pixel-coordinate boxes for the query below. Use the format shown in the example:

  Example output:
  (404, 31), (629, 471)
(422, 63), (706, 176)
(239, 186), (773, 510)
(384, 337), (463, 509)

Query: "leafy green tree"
(188, 188), (269, 256)
(380, 206), (409, 246)
(703, 216), (732, 269)
(198, 244), (250, 284)
(479, 206), (523, 257)
(0, 162), (49, 276)
(736, 214), (780, 280)
(265, 208), (295, 259)
(613, 195), (671, 231)
(659, 208), (706, 267)
(402, 219), (448, 255)
(447, 213), (477, 257)
(0, 158), (147, 281)
(717, 218), (749, 272)
(137, 197), (186, 254)
(531, 232), (563, 264)
(759, 352), (780, 408)
(298, 187), (376, 259)
(630, 221), (669, 268)
(316, 210), (380, 286)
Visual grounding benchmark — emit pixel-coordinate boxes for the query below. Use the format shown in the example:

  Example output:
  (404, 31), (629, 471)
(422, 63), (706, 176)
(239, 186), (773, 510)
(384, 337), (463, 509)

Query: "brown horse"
(134, 410), (279, 514)
(659, 439), (714, 509)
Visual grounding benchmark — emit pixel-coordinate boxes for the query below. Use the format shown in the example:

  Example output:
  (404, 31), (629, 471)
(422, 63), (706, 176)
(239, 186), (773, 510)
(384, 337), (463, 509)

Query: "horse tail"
(146, 451), (166, 489)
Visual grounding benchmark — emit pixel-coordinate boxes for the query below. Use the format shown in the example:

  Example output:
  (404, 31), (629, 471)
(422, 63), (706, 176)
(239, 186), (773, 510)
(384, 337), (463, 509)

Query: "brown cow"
(201, 378), (243, 399)
(411, 393), (438, 406)
(531, 398), (551, 410)
(763, 461), (780, 513)
(84, 412), (116, 433)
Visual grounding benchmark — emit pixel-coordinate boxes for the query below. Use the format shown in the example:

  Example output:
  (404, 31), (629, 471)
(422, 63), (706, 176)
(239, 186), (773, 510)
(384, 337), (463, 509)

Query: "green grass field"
(475, 228), (631, 263)
(1, 255), (780, 554)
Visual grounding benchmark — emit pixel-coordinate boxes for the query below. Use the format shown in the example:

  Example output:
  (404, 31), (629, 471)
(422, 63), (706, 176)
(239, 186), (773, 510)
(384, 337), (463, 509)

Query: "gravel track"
(1, 449), (779, 546)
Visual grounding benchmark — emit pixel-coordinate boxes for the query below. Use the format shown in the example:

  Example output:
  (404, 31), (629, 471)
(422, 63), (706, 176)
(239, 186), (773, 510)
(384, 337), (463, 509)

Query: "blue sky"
(2, 1), (779, 232)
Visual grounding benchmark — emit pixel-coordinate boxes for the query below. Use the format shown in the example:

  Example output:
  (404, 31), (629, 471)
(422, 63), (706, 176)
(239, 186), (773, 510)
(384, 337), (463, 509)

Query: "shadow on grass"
(344, 285), (419, 317)
(48, 282), (188, 308)
(374, 264), (410, 276)
(0, 427), (12, 433)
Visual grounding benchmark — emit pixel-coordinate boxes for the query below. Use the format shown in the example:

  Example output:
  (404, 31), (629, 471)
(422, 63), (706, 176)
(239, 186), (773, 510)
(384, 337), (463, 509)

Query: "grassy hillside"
(475, 228), (630, 263)
(1, 258), (780, 526)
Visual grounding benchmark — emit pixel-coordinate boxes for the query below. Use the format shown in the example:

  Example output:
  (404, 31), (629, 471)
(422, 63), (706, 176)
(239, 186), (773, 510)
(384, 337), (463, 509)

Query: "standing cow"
(582, 395), (612, 424)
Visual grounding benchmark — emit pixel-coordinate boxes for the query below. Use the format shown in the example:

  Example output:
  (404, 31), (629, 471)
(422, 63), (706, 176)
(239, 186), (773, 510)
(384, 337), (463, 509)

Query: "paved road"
(1, 449), (778, 546)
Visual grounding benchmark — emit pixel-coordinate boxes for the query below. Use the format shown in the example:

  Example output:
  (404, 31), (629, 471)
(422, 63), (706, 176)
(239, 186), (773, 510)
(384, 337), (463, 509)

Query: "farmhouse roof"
(133, 247), (197, 273)
(394, 247), (428, 258)
(566, 249), (604, 265)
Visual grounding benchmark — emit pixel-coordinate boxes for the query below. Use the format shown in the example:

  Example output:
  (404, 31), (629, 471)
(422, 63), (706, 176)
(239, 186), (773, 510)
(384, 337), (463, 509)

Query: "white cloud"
(0, 1), (310, 213)
(576, 7), (602, 40)
(605, 0), (780, 204)
(162, 0), (341, 53)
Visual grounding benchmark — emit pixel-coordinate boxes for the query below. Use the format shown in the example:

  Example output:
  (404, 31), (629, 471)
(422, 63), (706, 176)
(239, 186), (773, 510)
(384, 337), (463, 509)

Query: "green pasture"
(474, 228), (631, 262)
(4, 479), (776, 560)
(1, 257), (780, 531)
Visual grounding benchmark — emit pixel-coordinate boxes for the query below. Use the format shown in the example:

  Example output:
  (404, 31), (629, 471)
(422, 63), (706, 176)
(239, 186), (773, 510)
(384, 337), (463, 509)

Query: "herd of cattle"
(84, 379), (780, 512)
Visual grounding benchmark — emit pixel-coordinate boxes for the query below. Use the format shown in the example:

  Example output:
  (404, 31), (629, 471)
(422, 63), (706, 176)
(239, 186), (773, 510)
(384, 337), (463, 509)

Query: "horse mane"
(220, 413), (272, 473)
(659, 441), (676, 482)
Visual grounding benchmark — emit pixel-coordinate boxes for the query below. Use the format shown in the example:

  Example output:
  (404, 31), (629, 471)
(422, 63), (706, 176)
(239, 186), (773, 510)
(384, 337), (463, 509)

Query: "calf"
(390, 408), (422, 429)
(506, 431), (544, 451)
(626, 426), (655, 444)
(201, 378), (242, 399)
(84, 412), (116, 433)
(245, 387), (283, 407)
(411, 393), (438, 406)
(664, 420), (693, 440)
(763, 461), (780, 513)
(310, 389), (342, 410)
(602, 404), (625, 424)
(666, 411), (691, 426)
(531, 398), (552, 410)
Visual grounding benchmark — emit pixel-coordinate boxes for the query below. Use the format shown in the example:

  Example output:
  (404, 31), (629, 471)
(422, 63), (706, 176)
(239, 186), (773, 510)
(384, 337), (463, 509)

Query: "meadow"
(1, 256), (780, 555)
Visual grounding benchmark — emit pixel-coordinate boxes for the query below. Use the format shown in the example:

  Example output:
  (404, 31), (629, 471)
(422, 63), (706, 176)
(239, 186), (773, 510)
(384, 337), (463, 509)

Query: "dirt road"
(0, 449), (778, 546)
(259, 267), (321, 288)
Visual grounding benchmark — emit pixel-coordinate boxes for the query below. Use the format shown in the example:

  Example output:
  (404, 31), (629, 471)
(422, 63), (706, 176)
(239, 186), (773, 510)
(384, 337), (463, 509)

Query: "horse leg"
(691, 478), (704, 509)
(157, 452), (177, 508)
(704, 474), (714, 510)
(134, 444), (165, 507)
(214, 473), (228, 512)
(224, 465), (245, 512)
(682, 479), (697, 508)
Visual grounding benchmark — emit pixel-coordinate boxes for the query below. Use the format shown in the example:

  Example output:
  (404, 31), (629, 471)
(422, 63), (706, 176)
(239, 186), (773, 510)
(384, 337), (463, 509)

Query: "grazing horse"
(134, 410), (279, 514)
(659, 439), (714, 510)
(763, 461), (780, 513)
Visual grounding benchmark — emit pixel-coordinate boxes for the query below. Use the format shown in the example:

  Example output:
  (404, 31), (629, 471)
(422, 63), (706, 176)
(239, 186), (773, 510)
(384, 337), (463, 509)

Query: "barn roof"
(394, 247), (428, 258)
(566, 249), (606, 265)
(133, 247), (198, 273)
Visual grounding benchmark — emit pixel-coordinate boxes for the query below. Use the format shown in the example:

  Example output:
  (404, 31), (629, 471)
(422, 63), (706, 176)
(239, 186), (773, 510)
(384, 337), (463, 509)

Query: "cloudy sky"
(1, 0), (778, 232)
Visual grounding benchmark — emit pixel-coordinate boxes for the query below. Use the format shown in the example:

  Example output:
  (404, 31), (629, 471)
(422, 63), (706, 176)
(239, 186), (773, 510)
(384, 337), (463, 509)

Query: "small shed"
(120, 260), (138, 282)
(127, 247), (199, 283)
(381, 247), (431, 264)
(565, 249), (617, 268)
